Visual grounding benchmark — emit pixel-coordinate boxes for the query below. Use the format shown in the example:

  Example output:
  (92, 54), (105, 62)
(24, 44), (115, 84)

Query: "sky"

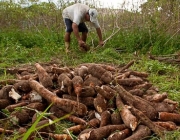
(96, 0), (147, 10)
(14, 0), (147, 11)
(37, 0), (147, 11)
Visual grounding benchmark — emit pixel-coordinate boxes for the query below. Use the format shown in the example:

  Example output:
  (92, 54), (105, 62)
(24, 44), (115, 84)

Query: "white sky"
(96, 0), (147, 10)
(15, 0), (147, 11)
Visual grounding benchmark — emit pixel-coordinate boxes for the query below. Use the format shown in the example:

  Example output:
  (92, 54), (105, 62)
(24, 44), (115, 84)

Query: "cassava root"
(0, 62), (179, 140)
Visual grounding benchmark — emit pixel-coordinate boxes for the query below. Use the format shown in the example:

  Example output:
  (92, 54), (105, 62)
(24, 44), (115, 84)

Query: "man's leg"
(79, 23), (88, 42)
(64, 32), (71, 53)
(64, 19), (73, 53)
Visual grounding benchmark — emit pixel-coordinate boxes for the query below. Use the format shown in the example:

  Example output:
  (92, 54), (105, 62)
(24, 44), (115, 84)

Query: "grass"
(0, 42), (180, 139)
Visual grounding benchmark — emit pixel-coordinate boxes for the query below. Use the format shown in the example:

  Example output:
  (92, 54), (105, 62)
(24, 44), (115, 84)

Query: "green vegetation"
(0, 0), (180, 139)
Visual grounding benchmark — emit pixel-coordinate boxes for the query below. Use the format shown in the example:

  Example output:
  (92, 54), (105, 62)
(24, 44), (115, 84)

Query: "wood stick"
(118, 60), (135, 73)
(90, 27), (121, 52)
(5, 101), (29, 112)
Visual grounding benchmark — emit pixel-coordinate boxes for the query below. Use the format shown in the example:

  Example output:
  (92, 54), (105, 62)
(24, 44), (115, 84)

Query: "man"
(62, 3), (104, 53)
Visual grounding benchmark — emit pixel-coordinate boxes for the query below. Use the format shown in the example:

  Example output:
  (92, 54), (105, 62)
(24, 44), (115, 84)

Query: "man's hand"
(78, 40), (89, 51)
(78, 40), (86, 47)
(99, 40), (104, 46)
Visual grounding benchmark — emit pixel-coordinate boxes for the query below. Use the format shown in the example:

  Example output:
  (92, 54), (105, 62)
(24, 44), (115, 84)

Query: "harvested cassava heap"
(0, 61), (180, 140)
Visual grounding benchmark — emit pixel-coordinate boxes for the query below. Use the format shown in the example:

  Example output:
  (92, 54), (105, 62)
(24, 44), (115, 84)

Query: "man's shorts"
(64, 18), (88, 33)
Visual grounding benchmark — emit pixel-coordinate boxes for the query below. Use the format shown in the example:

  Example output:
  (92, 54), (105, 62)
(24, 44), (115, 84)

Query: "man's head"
(88, 9), (98, 23)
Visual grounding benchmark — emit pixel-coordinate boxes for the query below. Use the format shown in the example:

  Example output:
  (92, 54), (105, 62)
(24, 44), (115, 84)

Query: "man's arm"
(72, 23), (85, 46)
(96, 27), (104, 46)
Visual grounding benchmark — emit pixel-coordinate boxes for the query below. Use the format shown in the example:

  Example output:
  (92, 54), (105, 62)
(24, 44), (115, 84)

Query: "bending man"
(62, 3), (104, 53)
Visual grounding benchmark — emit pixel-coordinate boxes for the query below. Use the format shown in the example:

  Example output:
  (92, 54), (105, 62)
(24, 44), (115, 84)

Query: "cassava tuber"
(29, 79), (87, 116)
(88, 64), (113, 84)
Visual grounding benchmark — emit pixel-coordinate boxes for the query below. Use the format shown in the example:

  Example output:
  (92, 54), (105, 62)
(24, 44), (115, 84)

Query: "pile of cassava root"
(0, 60), (180, 140)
